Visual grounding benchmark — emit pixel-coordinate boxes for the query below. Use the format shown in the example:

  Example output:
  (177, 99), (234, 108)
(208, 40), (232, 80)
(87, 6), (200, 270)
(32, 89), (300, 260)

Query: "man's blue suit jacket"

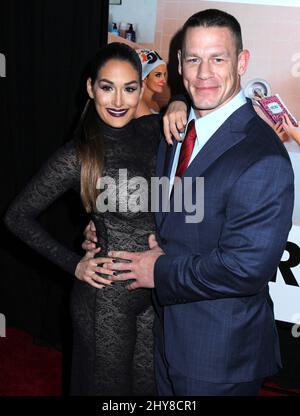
(153, 99), (294, 383)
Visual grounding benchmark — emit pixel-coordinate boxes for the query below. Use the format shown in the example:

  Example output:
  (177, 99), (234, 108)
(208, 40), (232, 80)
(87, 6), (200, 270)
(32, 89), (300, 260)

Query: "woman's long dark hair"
(76, 42), (142, 212)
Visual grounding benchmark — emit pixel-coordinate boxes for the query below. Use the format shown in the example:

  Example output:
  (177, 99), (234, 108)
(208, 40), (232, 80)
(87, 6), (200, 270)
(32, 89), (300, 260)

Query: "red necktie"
(175, 119), (197, 177)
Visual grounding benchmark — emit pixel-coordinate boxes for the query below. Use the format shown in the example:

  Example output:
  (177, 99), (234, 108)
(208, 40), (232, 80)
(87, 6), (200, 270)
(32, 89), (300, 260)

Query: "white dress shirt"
(169, 90), (247, 193)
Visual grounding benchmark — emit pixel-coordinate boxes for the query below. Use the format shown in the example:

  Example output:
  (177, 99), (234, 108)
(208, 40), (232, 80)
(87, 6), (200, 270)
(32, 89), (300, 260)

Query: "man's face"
(178, 26), (249, 117)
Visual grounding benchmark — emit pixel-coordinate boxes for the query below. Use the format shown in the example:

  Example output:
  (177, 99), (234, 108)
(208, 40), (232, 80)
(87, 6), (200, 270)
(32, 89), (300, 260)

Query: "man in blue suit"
(105, 9), (295, 395)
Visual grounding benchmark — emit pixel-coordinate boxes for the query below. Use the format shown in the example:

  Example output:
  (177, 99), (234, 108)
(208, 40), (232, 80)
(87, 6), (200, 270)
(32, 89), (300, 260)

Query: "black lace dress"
(5, 114), (161, 396)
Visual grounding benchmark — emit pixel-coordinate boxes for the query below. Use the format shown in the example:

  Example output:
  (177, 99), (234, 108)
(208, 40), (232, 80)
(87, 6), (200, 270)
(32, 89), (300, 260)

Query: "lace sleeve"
(4, 140), (82, 275)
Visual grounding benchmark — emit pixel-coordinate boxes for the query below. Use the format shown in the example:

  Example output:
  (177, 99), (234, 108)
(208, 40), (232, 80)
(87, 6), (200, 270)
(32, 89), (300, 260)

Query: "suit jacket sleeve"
(154, 154), (294, 305)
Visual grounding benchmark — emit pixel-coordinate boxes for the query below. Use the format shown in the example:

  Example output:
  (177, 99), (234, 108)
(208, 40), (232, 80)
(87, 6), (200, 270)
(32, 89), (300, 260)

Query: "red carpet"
(0, 328), (62, 396)
(0, 327), (299, 396)
(259, 381), (300, 396)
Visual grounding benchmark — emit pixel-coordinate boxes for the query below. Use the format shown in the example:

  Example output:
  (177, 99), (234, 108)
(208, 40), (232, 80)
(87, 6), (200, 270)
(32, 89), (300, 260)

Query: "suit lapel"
(156, 137), (178, 177)
(155, 138), (178, 227)
(159, 101), (257, 228)
(157, 100), (257, 228)
(180, 100), (256, 182)
(164, 140), (178, 178)
(182, 123), (243, 180)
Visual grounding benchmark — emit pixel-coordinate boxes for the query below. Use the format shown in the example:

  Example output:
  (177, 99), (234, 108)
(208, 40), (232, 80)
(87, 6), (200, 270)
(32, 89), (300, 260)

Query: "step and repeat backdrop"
(212, 0), (300, 325)
(271, 148), (300, 324)
(155, 0), (300, 324)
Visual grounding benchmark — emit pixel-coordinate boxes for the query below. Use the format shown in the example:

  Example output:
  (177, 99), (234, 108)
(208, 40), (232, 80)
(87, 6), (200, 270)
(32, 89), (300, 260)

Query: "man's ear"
(238, 49), (250, 76)
(177, 50), (182, 76)
(87, 78), (94, 99)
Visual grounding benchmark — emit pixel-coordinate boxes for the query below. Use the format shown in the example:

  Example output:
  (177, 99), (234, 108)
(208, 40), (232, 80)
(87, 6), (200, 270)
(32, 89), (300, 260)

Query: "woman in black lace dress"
(4, 43), (162, 396)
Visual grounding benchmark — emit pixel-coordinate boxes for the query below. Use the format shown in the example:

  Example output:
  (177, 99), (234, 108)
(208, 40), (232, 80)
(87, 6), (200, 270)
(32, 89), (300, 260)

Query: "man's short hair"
(181, 9), (243, 56)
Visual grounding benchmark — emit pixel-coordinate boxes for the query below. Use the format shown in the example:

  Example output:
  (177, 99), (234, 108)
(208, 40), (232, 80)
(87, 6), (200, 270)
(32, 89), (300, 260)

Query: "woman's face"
(87, 59), (143, 128)
(144, 64), (167, 94)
